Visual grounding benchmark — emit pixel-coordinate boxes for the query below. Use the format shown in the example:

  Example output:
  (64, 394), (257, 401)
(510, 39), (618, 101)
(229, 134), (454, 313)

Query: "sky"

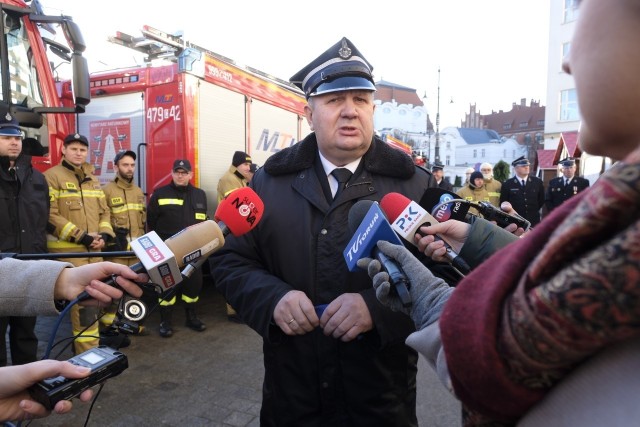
(42, 0), (550, 128)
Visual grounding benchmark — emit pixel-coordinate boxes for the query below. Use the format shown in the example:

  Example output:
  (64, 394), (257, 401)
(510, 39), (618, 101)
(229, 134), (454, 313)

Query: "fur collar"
(263, 134), (416, 179)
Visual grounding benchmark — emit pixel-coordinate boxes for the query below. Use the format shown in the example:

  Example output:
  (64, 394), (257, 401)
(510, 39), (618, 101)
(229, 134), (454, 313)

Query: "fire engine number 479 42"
(147, 105), (181, 123)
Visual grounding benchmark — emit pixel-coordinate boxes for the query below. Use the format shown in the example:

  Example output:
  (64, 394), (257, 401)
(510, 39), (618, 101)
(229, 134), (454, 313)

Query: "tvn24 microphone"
(380, 192), (471, 276)
(344, 200), (412, 308)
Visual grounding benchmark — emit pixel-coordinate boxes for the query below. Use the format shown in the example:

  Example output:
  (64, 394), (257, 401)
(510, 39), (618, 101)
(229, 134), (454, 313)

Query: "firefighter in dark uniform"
(545, 157), (590, 212)
(147, 159), (208, 338)
(499, 156), (545, 227)
(432, 163), (453, 192)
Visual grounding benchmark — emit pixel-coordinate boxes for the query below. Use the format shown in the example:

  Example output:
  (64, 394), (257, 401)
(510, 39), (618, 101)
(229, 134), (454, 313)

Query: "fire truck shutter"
(197, 82), (246, 211)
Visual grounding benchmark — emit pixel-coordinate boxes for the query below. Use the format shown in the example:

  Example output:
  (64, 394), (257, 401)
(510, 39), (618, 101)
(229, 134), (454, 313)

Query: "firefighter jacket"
(44, 160), (114, 252)
(0, 155), (49, 254)
(457, 183), (491, 216)
(147, 181), (208, 241)
(103, 176), (146, 251)
(216, 166), (247, 202)
(483, 177), (502, 207)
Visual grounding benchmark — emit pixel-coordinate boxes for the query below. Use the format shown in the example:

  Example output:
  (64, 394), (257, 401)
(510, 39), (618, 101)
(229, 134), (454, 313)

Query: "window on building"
(512, 150), (516, 158)
(559, 89), (580, 121)
(537, 119), (545, 126)
(504, 123), (512, 130)
(562, 42), (571, 71)
(519, 121), (528, 128)
(564, 0), (579, 23)
(535, 133), (543, 143)
(399, 109), (407, 116)
(473, 149), (477, 158)
(446, 141), (451, 149)
(524, 134), (532, 144)
(481, 149), (485, 158)
(446, 155), (450, 166)
(503, 149), (507, 157)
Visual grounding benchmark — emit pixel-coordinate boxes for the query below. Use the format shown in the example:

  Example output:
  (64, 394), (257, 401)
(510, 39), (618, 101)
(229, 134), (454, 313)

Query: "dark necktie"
(331, 168), (352, 200)
(8, 168), (16, 180)
(521, 179), (526, 187)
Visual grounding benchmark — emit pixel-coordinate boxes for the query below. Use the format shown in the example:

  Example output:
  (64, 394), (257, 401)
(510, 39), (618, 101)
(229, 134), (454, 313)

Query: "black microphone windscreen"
(348, 200), (375, 233)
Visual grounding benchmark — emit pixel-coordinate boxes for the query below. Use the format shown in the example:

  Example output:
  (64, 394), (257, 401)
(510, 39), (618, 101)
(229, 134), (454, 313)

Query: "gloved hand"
(357, 240), (454, 330)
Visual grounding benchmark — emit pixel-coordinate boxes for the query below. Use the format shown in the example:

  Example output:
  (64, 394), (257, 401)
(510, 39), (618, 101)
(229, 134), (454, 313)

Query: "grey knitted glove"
(357, 241), (454, 330)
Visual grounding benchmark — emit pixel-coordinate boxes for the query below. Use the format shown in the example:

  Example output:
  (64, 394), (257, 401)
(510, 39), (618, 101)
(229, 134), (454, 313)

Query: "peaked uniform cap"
(431, 163), (445, 172)
(0, 112), (23, 137)
(289, 37), (376, 98)
(173, 159), (192, 172)
(559, 157), (576, 167)
(64, 133), (89, 146)
(512, 156), (530, 167)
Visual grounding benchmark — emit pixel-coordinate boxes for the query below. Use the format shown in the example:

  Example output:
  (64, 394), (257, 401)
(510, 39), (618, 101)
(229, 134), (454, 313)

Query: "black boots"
(159, 306), (173, 338)
(185, 304), (206, 332)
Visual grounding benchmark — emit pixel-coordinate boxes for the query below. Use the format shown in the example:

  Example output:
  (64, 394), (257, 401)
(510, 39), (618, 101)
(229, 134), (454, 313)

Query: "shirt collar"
(318, 151), (360, 177)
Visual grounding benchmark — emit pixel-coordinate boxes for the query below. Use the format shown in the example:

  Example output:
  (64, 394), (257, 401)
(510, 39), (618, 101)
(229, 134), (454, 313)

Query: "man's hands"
(0, 360), (93, 422)
(357, 241), (453, 330)
(54, 262), (146, 305)
(415, 220), (470, 264)
(273, 290), (373, 342)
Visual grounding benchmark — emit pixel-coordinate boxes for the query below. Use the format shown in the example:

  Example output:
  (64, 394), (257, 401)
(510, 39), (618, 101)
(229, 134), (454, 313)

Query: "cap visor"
(310, 76), (376, 97)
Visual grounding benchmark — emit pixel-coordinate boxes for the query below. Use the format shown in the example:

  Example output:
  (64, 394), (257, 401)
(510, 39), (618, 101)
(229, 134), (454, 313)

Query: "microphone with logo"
(343, 200), (412, 308)
(420, 187), (531, 231)
(380, 192), (471, 277)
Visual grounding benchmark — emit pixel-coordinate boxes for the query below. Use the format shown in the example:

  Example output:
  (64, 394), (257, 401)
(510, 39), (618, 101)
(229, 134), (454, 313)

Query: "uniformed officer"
(499, 156), (545, 227)
(44, 133), (114, 354)
(431, 163), (453, 192)
(545, 157), (590, 212)
(147, 159), (208, 337)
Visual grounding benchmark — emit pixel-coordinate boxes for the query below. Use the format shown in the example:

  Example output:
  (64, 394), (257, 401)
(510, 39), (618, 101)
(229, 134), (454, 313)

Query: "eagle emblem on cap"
(179, 161), (185, 166)
(4, 113), (12, 121)
(74, 133), (81, 139)
(338, 39), (352, 59)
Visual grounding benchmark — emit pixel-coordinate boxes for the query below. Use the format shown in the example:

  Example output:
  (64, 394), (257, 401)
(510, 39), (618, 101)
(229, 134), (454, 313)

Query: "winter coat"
(456, 183), (491, 216)
(216, 166), (248, 202)
(499, 175), (545, 226)
(103, 177), (146, 251)
(210, 134), (437, 427)
(0, 155), (48, 254)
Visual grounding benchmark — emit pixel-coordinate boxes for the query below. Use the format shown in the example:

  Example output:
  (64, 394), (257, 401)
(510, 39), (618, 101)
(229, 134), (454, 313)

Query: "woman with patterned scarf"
(358, 0), (640, 425)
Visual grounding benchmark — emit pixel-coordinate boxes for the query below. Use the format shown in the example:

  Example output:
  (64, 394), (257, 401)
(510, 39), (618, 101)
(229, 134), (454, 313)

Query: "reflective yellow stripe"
(159, 296), (176, 306)
(59, 222), (77, 241)
(111, 203), (145, 214)
(488, 192), (500, 197)
(195, 213), (206, 220)
(182, 294), (199, 304)
(158, 199), (184, 206)
(47, 240), (85, 249)
(57, 190), (105, 199)
(100, 221), (114, 231)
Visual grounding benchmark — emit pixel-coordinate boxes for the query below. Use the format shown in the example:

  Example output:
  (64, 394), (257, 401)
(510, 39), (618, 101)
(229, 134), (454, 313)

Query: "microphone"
(343, 200), (412, 308)
(380, 193), (471, 276)
(420, 188), (530, 230)
(78, 188), (265, 301)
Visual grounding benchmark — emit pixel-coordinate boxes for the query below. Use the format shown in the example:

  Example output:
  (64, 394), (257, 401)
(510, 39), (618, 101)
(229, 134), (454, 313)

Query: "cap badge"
(74, 133), (80, 139)
(338, 39), (352, 59)
(4, 113), (12, 121)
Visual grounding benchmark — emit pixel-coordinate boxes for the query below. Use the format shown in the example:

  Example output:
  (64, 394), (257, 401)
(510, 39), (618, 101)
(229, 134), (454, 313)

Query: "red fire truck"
(0, 0), (89, 160)
(59, 26), (310, 215)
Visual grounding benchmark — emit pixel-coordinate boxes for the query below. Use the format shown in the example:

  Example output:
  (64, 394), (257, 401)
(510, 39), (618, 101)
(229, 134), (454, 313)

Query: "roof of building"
(374, 80), (423, 107)
(553, 131), (582, 165)
(480, 99), (545, 135)
(457, 127), (502, 144)
(537, 149), (557, 169)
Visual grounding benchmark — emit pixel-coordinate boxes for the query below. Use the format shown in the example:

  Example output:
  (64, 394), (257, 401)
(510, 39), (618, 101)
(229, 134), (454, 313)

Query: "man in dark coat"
(432, 163), (453, 192)
(209, 37), (436, 427)
(545, 158), (590, 212)
(0, 112), (49, 367)
(500, 156), (545, 227)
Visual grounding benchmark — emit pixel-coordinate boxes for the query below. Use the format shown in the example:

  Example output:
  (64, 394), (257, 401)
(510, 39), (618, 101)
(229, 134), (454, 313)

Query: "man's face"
(481, 166), (493, 180)
(514, 164), (530, 178)
(62, 142), (88, 167)
(236, 161), (252, 177)
(432, 169), (443, 181)
(473, 177), (484, 188)
(304, 90), (375, 166)
(0, 135), (22, 160)
(172, 168), (192, 186)
(561, 164), (576, 179)
(115, 155), (136, 180)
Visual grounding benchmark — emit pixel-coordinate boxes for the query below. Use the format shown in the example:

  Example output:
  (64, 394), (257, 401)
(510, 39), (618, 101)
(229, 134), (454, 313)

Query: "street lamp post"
(435, 67), (441, 165)
(422, 92), (431, 165)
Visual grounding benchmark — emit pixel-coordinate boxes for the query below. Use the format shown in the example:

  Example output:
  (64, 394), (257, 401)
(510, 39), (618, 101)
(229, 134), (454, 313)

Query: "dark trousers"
(0, 316), (38, 366)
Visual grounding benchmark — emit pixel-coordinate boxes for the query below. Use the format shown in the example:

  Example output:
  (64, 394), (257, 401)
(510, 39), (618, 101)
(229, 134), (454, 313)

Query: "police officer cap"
(431, 163), (444, 172)
(512, 156), (530, 167)
(64, 133), (89, 146)
(559, 157), (575, 167)
(173, 159), (191, 172)
(0, 112), (23, 137)
(289, 37), (376, 98)
(114, 150), (136, 165)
